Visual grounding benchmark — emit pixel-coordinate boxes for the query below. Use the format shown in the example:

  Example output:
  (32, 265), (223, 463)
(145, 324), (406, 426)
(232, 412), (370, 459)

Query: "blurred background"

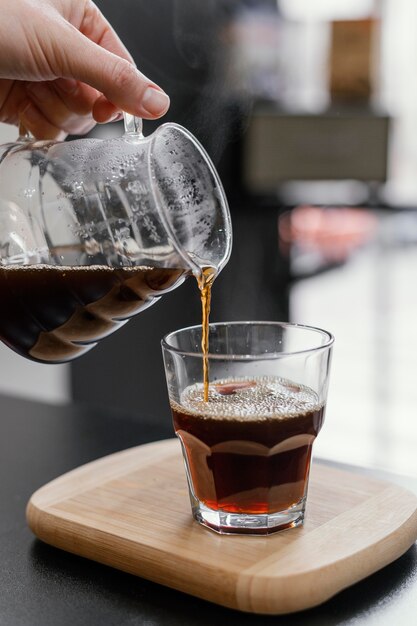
(1, 0), (417, 476)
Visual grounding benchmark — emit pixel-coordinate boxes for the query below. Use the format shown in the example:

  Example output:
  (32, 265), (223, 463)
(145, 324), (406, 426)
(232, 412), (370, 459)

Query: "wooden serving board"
(26, 439), (417, 615)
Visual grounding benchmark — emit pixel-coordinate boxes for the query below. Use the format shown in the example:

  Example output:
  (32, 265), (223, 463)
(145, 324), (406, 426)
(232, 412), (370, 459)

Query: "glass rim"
(161, 320), (334, 360)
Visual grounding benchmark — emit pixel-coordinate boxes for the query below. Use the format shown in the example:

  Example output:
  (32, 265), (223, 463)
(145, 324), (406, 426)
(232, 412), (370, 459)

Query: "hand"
(0, 0), (170, 140)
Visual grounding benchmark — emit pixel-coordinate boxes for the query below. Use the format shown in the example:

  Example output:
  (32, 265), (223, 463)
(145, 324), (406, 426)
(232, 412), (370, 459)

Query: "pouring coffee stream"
(0, 114), (231, 373)
(197, 266), (216, 402)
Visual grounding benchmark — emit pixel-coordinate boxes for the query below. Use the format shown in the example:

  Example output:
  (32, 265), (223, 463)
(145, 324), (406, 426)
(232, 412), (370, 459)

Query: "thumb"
(62, 30), (170, 119)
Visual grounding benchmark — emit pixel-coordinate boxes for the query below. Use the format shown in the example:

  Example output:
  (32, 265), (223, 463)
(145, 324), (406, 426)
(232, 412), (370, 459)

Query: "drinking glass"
(162, 321), (334, 535)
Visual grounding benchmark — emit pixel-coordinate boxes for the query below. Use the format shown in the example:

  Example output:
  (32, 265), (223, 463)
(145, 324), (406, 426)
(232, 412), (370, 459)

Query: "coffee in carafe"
(0, 264), (187, 362)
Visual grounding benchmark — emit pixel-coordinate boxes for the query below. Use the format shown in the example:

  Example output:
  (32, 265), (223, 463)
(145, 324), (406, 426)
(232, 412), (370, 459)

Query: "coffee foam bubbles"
(2, 264), (154, 273)
(175, 376), (322, 422)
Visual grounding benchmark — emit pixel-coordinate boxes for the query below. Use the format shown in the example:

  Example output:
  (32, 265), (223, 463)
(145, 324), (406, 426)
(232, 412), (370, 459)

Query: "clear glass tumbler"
(162, 321), (334, 535)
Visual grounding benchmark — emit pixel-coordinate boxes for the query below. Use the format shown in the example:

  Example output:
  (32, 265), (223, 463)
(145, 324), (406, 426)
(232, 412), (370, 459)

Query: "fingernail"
(110, 112), (124, 123)
(27, 83), (50, 103)
(99, 111), (123, 124)
(142, 87), (170, 116)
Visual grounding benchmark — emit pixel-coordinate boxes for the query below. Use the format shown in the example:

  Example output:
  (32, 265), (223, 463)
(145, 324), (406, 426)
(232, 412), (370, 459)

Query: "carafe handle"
(123, 113), (144, 138)
(17, 120), (33, 143)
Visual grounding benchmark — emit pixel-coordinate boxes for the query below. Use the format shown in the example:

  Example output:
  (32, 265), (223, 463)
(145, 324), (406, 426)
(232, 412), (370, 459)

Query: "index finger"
(63, 2), (169, 118)
(81, 1), (135, 65)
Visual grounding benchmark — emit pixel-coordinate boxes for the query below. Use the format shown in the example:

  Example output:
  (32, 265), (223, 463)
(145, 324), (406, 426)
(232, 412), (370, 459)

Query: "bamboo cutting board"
(26, 439), (417, 615)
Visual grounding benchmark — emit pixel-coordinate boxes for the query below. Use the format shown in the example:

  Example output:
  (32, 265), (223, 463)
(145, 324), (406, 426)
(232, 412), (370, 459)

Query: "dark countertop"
(0, 393), (416, 626)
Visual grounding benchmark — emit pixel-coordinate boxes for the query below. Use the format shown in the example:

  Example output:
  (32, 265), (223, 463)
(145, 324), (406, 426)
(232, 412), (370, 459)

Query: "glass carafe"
(0, 115), (232, 363)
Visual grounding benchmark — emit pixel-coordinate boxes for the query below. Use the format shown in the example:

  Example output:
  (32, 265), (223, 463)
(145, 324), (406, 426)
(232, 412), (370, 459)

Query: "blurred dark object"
(244, 107), (389, 192)
(94, 0), (249, 186)
(71, 1), (289, 418)
(93, 0), (282, 198)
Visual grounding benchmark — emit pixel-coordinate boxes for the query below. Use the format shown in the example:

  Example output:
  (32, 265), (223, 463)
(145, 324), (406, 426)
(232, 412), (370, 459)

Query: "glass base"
(191, 497), (306, 535)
